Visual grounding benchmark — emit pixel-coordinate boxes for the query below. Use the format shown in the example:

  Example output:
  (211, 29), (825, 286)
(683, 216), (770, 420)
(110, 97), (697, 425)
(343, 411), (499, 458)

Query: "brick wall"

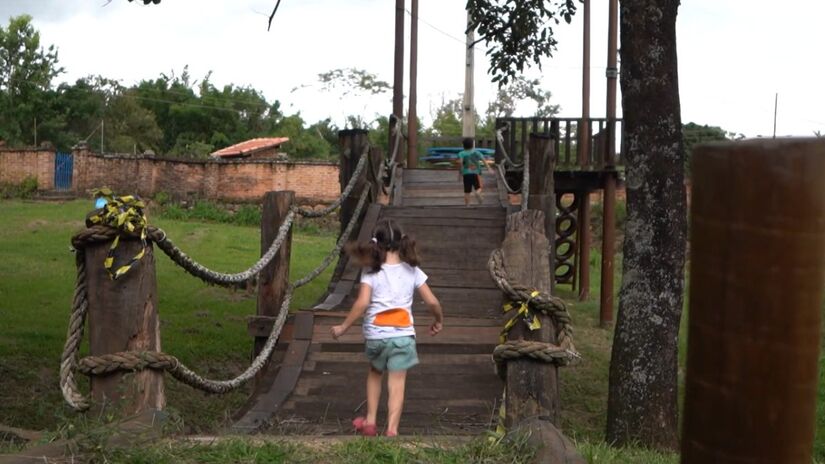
(71, 149), (340, 202)
(0, 148), (340, 202)
(0, 148), (55, 190)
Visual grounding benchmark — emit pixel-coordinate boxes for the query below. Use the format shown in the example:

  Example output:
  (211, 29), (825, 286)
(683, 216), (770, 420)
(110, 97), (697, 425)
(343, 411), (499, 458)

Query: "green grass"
(0, 199), (336, 433)
(1, 198), (822, 463)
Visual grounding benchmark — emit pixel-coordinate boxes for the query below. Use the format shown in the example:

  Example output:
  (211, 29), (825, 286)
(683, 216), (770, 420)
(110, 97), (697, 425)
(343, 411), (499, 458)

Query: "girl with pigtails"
(330, 218), (444, 437)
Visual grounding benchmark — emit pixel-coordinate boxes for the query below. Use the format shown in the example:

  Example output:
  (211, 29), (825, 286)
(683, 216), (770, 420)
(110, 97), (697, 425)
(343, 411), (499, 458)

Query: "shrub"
(0, 176), (38, 199)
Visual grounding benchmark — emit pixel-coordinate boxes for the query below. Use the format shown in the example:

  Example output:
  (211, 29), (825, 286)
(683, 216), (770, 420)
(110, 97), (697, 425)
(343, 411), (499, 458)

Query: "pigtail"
(348, 218), (421, 271)
(399, 234), (420, 267)
(345, 240), (385, 273)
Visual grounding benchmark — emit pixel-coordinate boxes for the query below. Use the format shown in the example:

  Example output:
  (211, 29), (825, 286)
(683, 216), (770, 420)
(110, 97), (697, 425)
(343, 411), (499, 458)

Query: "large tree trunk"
(605, 0), (685, 450)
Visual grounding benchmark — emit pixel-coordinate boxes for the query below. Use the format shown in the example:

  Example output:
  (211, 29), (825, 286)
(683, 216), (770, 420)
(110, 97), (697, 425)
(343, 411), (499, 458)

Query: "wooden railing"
(495, 117), (625, 170)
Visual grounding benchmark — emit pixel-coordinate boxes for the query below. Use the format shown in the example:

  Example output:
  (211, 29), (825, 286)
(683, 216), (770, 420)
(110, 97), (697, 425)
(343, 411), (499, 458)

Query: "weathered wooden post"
(86, 234), (163, 414)
(338, 129), (370, 236)
(682, 139), (825, 463)
(254, 191), (294, 366)
(501, 209), (584, 463)
(527, 133), (557, 291)
(368, 146), (384, 204)
(501, 210), (559, 426)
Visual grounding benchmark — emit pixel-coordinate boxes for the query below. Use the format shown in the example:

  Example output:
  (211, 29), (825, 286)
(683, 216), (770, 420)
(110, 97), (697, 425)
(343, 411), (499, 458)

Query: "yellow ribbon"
(88, 188), (148, 280)
(499, 290), (542, 344)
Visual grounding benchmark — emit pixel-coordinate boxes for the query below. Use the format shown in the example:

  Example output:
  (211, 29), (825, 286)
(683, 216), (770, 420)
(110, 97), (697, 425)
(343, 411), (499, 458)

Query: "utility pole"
(578, 0), (591, 301)
(773, 92), (778, 138)
(34, 117), (37, 147)
(407, 0), (419, 167)
(391, 0), (405, 162)
(462, 11), (476, 139)
(101, 120), (105, 154)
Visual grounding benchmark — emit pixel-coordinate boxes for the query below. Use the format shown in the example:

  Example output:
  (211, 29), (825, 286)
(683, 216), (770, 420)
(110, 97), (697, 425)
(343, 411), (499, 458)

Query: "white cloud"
(1, 0), (822, 137)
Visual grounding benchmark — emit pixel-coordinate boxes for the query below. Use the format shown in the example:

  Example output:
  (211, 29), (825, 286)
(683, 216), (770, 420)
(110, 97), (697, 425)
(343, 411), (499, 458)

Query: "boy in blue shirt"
(457, 138), (494, 206)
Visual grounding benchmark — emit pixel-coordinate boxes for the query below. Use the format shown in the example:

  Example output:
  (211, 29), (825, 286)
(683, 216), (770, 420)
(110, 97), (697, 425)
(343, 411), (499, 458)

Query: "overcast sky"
(2, 0), (823, 137)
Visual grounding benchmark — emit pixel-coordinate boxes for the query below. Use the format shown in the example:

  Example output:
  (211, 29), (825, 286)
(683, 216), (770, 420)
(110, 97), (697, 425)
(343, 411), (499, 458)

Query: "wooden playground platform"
(234, 170), (508, 434)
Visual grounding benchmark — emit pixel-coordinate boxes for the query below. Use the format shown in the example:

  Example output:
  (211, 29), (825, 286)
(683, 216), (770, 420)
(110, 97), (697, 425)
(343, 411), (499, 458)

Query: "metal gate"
(54, 152), (73, 191)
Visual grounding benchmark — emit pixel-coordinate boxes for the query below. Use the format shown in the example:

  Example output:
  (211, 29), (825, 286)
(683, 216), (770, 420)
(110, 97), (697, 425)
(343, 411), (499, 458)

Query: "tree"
(605, 0), (685, 449)
(0, 15), (64, 145)
(468, 0), (686, 450)
(485, 76), (560, 119)
(682, 122), (730, 175)
(468, 0), (577, 85)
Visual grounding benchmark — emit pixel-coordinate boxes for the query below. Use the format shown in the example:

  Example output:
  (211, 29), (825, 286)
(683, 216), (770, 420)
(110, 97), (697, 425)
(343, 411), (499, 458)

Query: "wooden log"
(599, 173), (616, 326)
(527, 133), (557, 292)
(86, 236), (163, 414)
(577, 189), (591, 300)
(338, 129), (370, 237)
(682, 139), (825, 464)
(254, 191), (294, 366)
(501, 209), (559, 427)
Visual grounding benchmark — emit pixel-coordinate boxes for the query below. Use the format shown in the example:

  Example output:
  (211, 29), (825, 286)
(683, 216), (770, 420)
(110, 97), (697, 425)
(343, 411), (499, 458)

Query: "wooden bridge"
(234, 170), (507, 434)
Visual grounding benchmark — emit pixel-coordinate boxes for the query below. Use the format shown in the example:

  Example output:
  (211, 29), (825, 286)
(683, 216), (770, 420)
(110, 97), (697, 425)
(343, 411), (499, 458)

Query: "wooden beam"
(86, 237), (163, 414)
(682, 139), (825, 463)
(501, 210), (559, 426)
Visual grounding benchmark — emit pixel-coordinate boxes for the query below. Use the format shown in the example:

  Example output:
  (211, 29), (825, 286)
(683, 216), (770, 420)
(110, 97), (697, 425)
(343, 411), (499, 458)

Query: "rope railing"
(521, 147), (530, 212)
(60, 183), (373, 410)
(495, 124), (523, 169)
(60, 137), (380, 410)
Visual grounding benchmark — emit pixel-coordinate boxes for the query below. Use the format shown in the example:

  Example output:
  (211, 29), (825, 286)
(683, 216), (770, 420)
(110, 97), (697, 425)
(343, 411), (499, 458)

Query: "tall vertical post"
(599, 0), (619, 325)
(407, 0), (419, 167)
(390, 0), (405, 161)
(527, 133), (557, 291)
(462, 11), (476, 138)
(255, 191), (294, 364)
(339, 129), (370, 236)
(682, 139), (825, 464)
(87, 236), (163, 414)
(577, 0), (592, 301)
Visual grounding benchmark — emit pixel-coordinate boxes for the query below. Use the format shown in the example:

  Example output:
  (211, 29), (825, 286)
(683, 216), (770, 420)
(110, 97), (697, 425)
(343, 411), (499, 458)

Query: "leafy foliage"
(0, 15), (64, 145)
(467, 0), (577, 85)
(318, 68), (391, 97)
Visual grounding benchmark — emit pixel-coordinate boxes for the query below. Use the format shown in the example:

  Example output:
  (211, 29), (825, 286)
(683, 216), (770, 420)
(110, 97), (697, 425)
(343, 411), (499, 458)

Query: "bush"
(0, 176), (38, 199)
(232, 205), (262, 227)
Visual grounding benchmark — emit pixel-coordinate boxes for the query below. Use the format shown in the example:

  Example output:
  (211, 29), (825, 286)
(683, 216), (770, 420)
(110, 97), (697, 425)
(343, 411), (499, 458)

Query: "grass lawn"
(0, 199), (822, 463)
(0, 199), (336, 434)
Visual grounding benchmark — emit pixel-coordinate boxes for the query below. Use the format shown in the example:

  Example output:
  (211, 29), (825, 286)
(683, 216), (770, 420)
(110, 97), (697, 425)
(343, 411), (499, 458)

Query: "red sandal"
(352, 417), (377, 436)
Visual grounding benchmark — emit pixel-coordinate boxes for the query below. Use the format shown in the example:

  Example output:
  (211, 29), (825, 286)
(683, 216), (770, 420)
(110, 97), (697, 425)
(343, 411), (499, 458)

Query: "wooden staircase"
(234, 169), (508, 434)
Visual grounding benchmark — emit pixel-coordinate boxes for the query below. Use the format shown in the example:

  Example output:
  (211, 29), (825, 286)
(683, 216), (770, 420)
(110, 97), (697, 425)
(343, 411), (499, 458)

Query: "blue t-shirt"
(458, 149), (486, 175)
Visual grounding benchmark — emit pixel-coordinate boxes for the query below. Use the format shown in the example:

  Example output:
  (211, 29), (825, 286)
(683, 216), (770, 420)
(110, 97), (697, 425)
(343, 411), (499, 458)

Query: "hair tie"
(370, 237), (378, 244)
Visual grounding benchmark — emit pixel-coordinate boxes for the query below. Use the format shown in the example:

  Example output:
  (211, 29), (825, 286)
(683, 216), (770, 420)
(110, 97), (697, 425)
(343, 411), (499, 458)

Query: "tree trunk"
(605, 0), (685, 450)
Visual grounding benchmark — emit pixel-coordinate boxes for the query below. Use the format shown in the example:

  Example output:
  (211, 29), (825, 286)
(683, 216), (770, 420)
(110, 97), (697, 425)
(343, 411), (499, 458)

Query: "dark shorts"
(462, 174), (480, 193)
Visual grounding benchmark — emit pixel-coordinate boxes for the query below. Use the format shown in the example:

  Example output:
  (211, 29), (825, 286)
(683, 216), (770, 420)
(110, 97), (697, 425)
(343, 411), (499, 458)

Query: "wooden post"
(86, 236), (163, 414)
(407, 0), (419, 167)
(577, 189), (591, 300)
(599, 174), (616, 326)
(682, 139), (825, 464)
(527, 133), (556, 292)
(369, 146), (384, 204)
(502, 210), (559, 426)
(254, 191), (294, 365)
(338, 129), (370, 237)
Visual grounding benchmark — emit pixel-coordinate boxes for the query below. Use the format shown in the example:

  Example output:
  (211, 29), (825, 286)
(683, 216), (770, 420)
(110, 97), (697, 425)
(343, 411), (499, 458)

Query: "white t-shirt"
(360, 262), (428, 340)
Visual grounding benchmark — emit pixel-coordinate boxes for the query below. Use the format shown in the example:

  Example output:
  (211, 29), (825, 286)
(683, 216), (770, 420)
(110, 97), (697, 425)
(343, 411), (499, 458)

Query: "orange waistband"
(373, 308), (412, 327)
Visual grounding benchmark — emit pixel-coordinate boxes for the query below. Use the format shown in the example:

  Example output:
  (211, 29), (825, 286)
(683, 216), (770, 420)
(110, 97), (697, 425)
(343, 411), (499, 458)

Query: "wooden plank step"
(381, 207), (504, 219)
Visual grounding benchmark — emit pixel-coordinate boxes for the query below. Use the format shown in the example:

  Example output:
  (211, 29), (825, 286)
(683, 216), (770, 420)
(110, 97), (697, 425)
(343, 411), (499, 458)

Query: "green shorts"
(364, 336), (419, 372)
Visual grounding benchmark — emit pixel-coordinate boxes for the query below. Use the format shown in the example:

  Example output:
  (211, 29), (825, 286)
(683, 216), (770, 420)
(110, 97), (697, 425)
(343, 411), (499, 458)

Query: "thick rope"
(521, 147), (530, 212)
(60, 184), (373, 409)
(292, 185), (370, 289)
(495, 125), (523, 169)
(495, 162), (521, 194)
(487, 248), (579, 378)
(149, 212), (294, 288)
(293, 145), (370, 218)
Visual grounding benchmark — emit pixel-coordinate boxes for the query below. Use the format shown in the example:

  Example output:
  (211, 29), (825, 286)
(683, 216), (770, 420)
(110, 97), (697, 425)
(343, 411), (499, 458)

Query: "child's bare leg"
(386, 370), (407, 435)
(366, 366), (383, 425)
(464, 192), (471, 206)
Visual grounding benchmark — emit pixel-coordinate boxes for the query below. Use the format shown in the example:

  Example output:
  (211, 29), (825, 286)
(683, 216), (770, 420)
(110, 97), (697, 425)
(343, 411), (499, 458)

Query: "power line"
(405, 8), (466, 46)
